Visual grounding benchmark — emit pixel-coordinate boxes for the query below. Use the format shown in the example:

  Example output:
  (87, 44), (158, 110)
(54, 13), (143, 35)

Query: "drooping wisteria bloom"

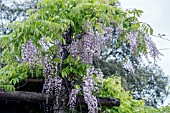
(69, 89), (80, 111)
(43, 75), (62, 104)
(68, 23), (114, 64)
(144, 34), (162, 62)
(21, 39), (42, 64)
(115, 25), (123, 36)
(127, 31), (138, 53)
(68, 31), (99, 64)
(83, 67), (104, 113)
(43, 55), (55, 78)
(53, 76), (62, 95)
(123, 59), (135, 74)
(43, 75), (53, 104)
(83, 76), (98, 113)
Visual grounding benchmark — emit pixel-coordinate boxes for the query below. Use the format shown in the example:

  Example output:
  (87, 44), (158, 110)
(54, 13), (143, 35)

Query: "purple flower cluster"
(43, 56), (55, 78)
(144, 34), (162, 62)
(69, 89), (80, 111)
(21, 38), (63, 107)
(21, 39), (42, 64)
(68, 31), (99, 64)
(43, 75), (62, 104)
(83, 67), (104, 113)
(68, 23), (114, 64)
(127, 32), (138, 53)
(127, 32), (161, 61)
(115, 25), (123, 36)
(53, 76), (62, 95)
(123, 60), (135, 74)
(83, 76), (98, 113)
(38, 36), (50, 51)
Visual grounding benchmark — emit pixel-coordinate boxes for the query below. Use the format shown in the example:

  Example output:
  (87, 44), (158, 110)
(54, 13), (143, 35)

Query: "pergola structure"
(0, 79), (120, 113)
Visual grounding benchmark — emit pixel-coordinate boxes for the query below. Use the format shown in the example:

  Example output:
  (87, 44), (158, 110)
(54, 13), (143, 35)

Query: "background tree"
(0, 0), (38, 68)
(0, 0), (38, 36)
(97, 59), (169, 108)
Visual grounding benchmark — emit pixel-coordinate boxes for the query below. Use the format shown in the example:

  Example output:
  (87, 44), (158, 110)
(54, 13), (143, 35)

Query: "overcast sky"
(119, 0), (170, 106)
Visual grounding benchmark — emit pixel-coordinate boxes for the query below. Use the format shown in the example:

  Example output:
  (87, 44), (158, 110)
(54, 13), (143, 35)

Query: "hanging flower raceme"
(21, 39), (42, 65)
(126, 32), (162, 62)
(43, 75), (62, 103)
(123, 32), (162, 74)
(43, 55), (55, 78)
(83, 67), (104, 113)
(127, 31), (138, 53)
(115, 25), (123, 36)
(144, 34), (162, 62)
(69, 89), (80, 111)
(102, 26), (114, 44)
(123, 59), (135, 74)
(68, 22), (114, 64)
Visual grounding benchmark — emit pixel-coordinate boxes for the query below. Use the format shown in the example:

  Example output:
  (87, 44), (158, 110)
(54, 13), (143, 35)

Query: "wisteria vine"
(20, 20), (161, 112)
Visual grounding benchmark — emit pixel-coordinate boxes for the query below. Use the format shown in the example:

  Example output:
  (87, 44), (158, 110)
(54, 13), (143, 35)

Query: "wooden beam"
(0, 91), (47, 102)
(25, 79), (44, 83)
(0, 91), (120, 107)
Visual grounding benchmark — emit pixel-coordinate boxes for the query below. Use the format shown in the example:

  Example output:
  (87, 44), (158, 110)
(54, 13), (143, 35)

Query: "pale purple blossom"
(115, 25), (123, 36)
(123, 60), (135, 74)
(68, 23), (114, 64)
(43, 75), (62, 105)
(83, 67), (104, 113)
(21, 39), (41, 64)
(127, 31), (138, 53)
(69, 89), (80, 111)
(144, 34), (162, 62)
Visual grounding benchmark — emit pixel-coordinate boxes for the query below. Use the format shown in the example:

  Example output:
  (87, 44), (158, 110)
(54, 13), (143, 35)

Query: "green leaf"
(54, 58), (62, 63)
(27, 9), (35, 14)
(74, 84), (80, 89)
(150, 28), (153, 35)
(12, 78), (16, 85)
(61, 70), (67, 78)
